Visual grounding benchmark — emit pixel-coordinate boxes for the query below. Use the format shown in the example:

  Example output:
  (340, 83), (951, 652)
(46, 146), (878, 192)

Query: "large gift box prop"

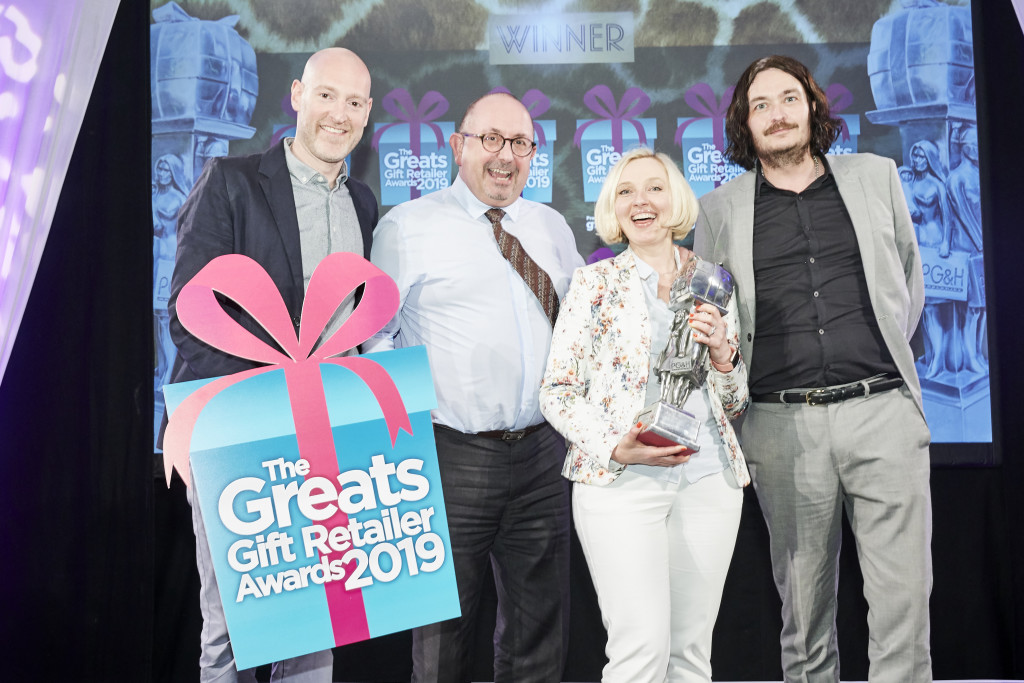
(163, 252), (459, 669)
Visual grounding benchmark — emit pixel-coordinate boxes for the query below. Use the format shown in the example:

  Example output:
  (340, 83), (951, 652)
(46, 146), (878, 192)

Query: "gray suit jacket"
(693, 153), (925, 417)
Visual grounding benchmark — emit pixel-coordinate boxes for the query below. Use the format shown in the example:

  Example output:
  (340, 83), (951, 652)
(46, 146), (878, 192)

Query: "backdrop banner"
(150, 0), (989, 452)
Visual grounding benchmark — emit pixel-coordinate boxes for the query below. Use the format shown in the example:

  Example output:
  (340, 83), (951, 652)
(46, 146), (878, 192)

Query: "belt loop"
(859, 379), (872, 397)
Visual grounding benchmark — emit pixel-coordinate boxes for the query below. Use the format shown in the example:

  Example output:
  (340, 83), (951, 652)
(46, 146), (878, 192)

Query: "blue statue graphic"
(868, 0), (987, 441)
(150, 1), (257, 447)
(907, 139), (953, 380)
(946, 124), (985, 374)
(152, 153), (186, 392)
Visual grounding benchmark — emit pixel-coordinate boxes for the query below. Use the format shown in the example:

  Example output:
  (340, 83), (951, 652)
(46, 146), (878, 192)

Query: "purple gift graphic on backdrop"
(372, 89), (454, 206)
(575, 85), (656, 202)
(675, 84), (743, 198)
(825, 83), (861, 155)
(270, 93), (298, 148)
(491, 87), (557, 204)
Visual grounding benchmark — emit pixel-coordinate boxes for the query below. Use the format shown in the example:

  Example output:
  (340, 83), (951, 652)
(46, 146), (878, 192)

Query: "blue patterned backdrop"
(149, 0), (987, 449)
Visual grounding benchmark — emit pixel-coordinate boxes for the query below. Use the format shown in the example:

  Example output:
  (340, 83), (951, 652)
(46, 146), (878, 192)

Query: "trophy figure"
(635, 260), (734, 451)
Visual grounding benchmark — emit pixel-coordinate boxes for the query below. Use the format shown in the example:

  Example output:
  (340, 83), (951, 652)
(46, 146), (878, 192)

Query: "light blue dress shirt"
(365, 176), (584, 433)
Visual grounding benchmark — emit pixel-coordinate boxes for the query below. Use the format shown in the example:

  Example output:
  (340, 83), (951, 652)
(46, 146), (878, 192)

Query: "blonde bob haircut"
(593, 147), (699, 246)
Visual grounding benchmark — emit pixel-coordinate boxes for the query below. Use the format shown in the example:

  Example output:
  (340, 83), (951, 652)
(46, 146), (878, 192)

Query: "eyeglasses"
(460, 132), (536, 157)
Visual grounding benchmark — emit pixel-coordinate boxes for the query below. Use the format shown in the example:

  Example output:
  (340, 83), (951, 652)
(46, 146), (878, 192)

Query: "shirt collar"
(284, 137), (349, 186)
(628, 245), (681, 283)
(451, 174), (523, 224)
(755, 154), (832, 197)
(632, 248), (657, 282)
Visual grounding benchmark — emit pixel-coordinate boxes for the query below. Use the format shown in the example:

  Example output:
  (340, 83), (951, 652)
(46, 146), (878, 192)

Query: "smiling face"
(451, 93), (534, 207)
(614, 156), (675, 252)
(746, 67), (813, 167)
(290, 48), (372, 183)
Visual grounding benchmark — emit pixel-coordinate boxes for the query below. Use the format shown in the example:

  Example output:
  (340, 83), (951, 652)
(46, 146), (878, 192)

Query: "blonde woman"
(540, 147), (750, 682)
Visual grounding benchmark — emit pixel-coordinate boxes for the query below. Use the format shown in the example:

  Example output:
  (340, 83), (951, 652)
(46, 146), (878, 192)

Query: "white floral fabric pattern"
(540, 248), (751, 487)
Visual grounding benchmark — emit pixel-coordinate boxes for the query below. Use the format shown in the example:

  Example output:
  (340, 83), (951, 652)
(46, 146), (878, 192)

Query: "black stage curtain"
(0, 1), (152, 680)
(0, 0), (1021, 680)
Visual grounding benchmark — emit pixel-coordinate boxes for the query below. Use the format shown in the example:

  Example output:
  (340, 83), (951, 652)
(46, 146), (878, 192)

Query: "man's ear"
(362, 97), (373, 126)
(449, 132), (463, 167)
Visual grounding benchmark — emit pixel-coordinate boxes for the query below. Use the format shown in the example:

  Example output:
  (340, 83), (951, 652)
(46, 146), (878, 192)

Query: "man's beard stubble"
(755, 123), (812, 169)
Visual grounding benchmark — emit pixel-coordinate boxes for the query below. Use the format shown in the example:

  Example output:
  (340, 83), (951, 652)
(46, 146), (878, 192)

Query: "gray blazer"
(693, 153), (925, 418)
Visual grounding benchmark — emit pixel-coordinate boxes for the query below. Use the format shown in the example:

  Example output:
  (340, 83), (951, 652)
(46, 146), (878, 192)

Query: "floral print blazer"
(539, 248), (751, 487)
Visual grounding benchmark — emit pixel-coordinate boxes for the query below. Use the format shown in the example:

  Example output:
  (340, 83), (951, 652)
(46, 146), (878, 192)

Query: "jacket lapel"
(831, 157), (878, 303)
(725, 172), (758, 336)
(610, 249), (652, 411)
(258, 144), (304, 310)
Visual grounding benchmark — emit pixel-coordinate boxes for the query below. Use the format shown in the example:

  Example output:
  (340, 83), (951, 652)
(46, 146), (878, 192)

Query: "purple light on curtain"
(0, 0), (120, 388)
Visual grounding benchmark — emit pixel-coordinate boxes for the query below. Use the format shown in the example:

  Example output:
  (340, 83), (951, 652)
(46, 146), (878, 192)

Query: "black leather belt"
(435, 422), (547, 441)
(752, 373), (904, 406)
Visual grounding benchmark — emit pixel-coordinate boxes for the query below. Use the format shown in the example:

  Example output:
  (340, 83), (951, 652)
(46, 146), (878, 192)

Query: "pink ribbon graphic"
(490, 87), (550, 146)
(673, 83), (735, 154)
(163, 252), (412, 645)
(573, 85), (650, 152)
(826, 83), (853, 142)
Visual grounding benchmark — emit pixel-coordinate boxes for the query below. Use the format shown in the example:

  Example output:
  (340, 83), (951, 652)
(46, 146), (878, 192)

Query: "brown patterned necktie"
(485, 208), (560, 327)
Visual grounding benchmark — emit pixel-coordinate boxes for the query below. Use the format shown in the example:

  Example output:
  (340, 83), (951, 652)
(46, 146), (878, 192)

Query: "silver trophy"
(635, 260), (734, 451)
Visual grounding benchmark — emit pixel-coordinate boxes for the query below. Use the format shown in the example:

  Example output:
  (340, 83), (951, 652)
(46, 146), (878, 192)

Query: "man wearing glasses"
(366, 92), (582, 682)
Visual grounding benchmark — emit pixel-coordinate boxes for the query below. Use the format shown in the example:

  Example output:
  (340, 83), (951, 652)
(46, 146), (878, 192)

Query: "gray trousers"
(742, 386), (933, 683)
(188, 479), (333, 683)
(412, 424), (571, 683)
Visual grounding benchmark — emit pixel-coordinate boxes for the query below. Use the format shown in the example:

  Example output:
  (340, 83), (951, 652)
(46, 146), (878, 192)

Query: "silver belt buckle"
(501, 430), (526, 441)
(805, 388), (828, 406)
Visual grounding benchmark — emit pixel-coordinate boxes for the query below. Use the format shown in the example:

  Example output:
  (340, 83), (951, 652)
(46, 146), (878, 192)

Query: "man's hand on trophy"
(688, 303), (731, 365)
(610, 424), (694, 467)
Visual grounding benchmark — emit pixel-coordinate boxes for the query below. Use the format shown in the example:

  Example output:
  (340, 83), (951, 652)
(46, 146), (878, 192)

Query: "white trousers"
(573, 467), (743, 683)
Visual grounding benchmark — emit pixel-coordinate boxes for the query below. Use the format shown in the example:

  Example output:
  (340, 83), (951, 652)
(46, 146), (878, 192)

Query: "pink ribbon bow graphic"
(673, 83), (735, 154)
(163, 251), (412, 644)
(573, 85), (650, 152)
(371, 88), (449, 198)
(826, 83), (854, 142)
(490, 87), (550, 146)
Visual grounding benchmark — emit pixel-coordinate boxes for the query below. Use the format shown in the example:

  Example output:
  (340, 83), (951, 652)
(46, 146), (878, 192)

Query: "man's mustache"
(764, 122), (798, 135)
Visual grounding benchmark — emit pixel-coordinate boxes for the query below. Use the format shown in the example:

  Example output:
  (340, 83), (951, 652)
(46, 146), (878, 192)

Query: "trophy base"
(635, 402), (700, 452)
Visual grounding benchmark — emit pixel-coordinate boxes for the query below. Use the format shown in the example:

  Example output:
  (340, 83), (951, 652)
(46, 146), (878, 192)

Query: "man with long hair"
(695, 55), (932, 682)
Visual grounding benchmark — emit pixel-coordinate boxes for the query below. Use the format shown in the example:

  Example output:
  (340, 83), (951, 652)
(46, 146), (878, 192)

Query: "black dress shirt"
(749, 159), (899, 393)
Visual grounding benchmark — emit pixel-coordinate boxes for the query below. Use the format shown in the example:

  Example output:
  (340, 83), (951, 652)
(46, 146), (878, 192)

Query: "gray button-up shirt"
(284, 139), (364, 348)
